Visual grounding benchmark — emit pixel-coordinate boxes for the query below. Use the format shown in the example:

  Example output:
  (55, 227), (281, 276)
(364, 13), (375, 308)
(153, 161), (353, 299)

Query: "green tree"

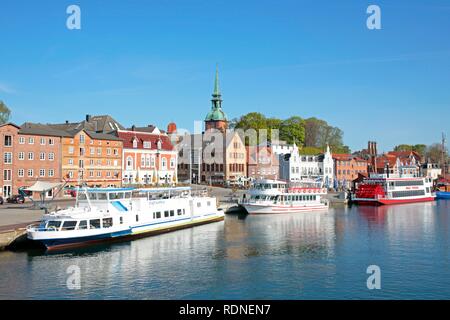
(279, 116), (305, 146)
(393, 144), (427, 156)
(304, 117), (348, 152)
(0, 101), (11, 124)
(425, 143), (446, 163)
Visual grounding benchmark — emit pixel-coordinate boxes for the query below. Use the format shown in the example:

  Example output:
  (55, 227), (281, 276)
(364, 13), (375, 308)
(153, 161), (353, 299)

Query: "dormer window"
(132, 138), (138, 149)
(157, 140), (162, 150)
(143, 141), (151, 149)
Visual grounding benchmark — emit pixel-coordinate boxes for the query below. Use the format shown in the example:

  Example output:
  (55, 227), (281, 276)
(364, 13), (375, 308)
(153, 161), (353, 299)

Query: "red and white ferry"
(352, 173), (435, 205)
(239, 179), (329, 214)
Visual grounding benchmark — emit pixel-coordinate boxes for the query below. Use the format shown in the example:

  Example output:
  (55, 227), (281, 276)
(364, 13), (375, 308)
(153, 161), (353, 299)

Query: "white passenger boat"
(239, 179), (329, 214)
(27, 187), (224, 250)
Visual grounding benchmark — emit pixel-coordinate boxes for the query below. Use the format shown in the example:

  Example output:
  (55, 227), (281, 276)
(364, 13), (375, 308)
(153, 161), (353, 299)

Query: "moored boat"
(435, 181), (450, 199)
(26, 187), (224, 250)
(239, 179), (329, 214)
(352, 174), (435, 205)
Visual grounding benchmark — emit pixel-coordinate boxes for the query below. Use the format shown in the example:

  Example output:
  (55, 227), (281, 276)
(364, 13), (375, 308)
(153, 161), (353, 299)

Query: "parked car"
(6, 195), (25, 204)
(0, 196), (3, 205)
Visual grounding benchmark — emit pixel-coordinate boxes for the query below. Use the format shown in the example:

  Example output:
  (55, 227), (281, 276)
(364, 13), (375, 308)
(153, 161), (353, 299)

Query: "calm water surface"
(0, 201), (449, 299)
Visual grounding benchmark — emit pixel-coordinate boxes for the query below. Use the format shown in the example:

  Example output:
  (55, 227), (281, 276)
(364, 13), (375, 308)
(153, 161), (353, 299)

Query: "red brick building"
(0, 123), (63, 199)
(246, 146), (279, 181)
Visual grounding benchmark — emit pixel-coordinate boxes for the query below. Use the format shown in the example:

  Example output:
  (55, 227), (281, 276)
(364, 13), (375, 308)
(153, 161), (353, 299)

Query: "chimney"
(86, 114), (92, 122)
(65, 120), (69, 124)
(131, 125), (136, 131)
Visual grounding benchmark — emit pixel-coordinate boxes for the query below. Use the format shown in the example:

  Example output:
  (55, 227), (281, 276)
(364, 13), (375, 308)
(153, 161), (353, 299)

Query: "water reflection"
(0, 202), (449, 299)
(220, 212), (336, 260)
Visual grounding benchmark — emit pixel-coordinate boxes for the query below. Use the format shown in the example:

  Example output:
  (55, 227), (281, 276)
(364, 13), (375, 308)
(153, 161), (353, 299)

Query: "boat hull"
(32, 214), (224, 251)
(242, 203), (328, 214)
(352, 196), (435, 206)
(436, 192), (450, 200)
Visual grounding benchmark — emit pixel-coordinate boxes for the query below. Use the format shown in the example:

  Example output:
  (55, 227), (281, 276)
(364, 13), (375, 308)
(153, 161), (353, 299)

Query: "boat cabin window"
(164, 211), (169, 217)
(97, 193), (108, 200)
(61, 221), (77, 231)
(125, 192), (132, 199)
(120, 217), (123, 224)
(103, 218), (113, 228)
(109, 192), (124, 200)
(88, 193), (97, 200)
(177, 209), (182, 216)
(77, 220), (88, 230)
(90, 219), (101, 229)
(78, 193), (87, 200)
(47, 221), (62, 230)
(153, 211), (161, 219)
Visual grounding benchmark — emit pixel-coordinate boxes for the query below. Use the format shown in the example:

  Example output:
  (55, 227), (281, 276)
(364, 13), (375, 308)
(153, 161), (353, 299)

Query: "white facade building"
(279, 145), (334, 187)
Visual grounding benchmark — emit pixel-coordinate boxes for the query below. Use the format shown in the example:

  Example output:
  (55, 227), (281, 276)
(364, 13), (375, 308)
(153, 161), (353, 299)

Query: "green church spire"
(213, 64), (221, 97)
(205, 65), (228, 122)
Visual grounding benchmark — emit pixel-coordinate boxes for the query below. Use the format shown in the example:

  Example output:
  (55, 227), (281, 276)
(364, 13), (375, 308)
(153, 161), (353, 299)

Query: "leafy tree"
(303, 117), (348, 152)
(279, 116), (305, 146)
(425, 143), (446, 163)
(299, 146), (323, 155)
(393, 144), (426, 156)
(0, 101), (11, 124)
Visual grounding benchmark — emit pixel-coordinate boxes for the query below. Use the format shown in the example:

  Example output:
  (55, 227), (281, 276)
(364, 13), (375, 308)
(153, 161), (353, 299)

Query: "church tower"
(205, 66), (228, 132)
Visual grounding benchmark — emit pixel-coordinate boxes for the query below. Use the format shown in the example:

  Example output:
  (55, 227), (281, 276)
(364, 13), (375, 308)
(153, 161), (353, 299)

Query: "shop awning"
(22, 181), (62, 192)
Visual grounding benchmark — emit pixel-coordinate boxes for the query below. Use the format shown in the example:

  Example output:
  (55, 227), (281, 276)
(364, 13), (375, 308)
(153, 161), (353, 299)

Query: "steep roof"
(118, 131), (174, 151)
(19, 122), (73, 137)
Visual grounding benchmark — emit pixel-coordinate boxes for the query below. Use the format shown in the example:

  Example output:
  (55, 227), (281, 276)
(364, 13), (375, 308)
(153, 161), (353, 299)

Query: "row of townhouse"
(0, 115), (177, 199)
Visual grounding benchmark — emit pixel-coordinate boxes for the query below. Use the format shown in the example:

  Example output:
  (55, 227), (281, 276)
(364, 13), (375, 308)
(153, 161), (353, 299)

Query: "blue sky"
(0, 0), (449, 152)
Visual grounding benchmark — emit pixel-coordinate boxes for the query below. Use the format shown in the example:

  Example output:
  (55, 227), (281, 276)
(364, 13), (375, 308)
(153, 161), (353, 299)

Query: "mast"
(442, 132), (447, 177)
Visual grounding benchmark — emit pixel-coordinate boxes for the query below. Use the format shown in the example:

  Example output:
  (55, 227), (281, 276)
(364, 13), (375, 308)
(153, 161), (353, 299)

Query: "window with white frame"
(79, 134), (85, 144)
(40, 152), (45, 161)
(40, 137), (45, 145)
(150, 156), (155, 167)
(18, 169), (24, 177)
(68, 146), (74, 154)
(39, 169), (45, 177)
(28, 169), (34, 177)
(4, 135), (12, 147)
(3, 152), (12, 164)
(18, 152), (25, 160)
(29, 137), (34, 144)
(19, 137), (25, 144)
(48, 169), (54, 177)
(143, 141), (151, 149)
(162, 158), (167, 169)
(3, 170), (12, 181)
(126, 156), (133, 170)
(141, 155), (145, 167)
(28, 152), (34, 160)
(170, 157), (175, 168)
(68, 158), (74, 165)
(48, 152), (54, 161)
(49, 138), (54, 145)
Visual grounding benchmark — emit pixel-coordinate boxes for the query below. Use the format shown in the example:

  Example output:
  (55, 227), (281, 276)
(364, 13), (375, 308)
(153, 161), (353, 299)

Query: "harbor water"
(0, 200), (449, 299)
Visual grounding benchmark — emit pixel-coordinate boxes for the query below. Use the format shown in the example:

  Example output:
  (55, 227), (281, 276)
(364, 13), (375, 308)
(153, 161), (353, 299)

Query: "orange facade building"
(333, 154), (368, 188)
(61, 130), (122, 188)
